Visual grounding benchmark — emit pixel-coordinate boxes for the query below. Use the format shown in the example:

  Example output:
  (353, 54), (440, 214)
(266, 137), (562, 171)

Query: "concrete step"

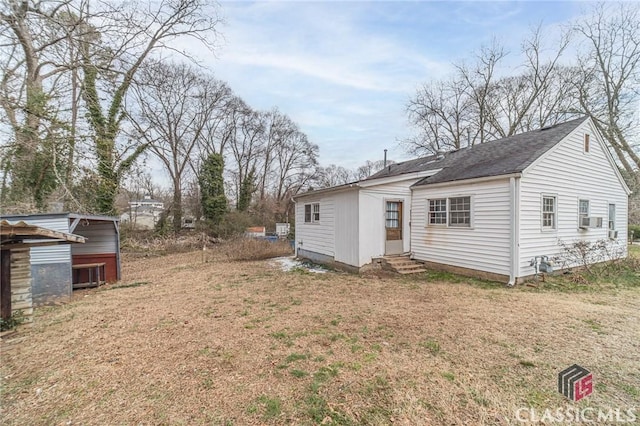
(380, 255), (427, 275)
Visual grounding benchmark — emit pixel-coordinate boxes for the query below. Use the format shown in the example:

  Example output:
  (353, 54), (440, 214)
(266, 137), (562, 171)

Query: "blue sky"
(189, 1), (589, 170)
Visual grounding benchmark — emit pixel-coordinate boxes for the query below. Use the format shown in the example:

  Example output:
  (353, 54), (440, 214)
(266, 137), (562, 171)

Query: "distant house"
(120, 195), (164, 230)
(293, 117), (630, 283)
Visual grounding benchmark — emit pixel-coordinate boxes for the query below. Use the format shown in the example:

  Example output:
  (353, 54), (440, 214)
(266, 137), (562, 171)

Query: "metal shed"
(0, 213), (121, 305)
(1, 220), (85, 322)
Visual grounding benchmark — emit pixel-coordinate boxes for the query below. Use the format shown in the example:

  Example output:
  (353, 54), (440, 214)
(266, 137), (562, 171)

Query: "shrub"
(556, 239), (638, 283)
(220, 238), (293, 261)
(629, 224), (640, 242)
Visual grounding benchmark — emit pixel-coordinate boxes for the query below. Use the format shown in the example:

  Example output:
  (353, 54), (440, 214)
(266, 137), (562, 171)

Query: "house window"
(304, 203), (320, 223)
(542, 195), (556, 230)
(608, 204), (615, 230)
(584, 134), (590, 153)
(312, 203), (320, 222)
(386, 201), (401, 229)
(449, 196), (471, 227)
(579, 199), (589, 220)
(428, 199), (447, 225)
(304, 204), (311, 223)
(427, 197), (472, 227)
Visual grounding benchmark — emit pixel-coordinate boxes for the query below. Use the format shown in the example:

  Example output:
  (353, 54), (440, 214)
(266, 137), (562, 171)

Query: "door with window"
(385, 200), (403, 255)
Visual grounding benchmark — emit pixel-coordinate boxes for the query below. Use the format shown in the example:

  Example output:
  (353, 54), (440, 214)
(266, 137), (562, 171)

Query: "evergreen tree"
(199, 153), (227, 224)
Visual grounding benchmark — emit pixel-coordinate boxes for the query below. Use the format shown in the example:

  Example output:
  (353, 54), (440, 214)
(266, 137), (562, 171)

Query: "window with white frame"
(579, 199), (589, 225)
(542, 195), (556, 230)
(304, 203), (320, 223)
(428, 196), (471, 227)
(449, 196), (471, 227)
(608, 204), (615, 231)
(428, 199), (447, 225)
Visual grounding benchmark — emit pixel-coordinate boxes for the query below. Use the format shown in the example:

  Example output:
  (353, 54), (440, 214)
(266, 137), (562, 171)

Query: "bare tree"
(316, 164), (353, 188)
(0, 0), (84, 208)
(129, 61), (226, 232)
(225, 102), (265, 208)
(272, 128), (318, 200)
(78, 0), (221, 214)
(407, 27), (577, 156)
(354, 159), (395, 180)
(572, 2), (640, 185)
(407, 78), (472, 154)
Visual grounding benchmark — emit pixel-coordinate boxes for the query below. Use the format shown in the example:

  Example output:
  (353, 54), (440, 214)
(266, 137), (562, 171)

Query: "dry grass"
(1, 252), (639, 425)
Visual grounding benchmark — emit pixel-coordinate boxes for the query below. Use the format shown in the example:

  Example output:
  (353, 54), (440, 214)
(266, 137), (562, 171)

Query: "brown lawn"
(1, 251), (639, 425)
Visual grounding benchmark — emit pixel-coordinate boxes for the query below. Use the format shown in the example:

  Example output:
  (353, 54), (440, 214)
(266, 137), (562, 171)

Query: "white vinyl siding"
(333, 191), (359, 266)
(359, 179), (418, 265)
(519, 120), (628, 276)
(296, 196), (335, 258)
(412, 178), (512, 276)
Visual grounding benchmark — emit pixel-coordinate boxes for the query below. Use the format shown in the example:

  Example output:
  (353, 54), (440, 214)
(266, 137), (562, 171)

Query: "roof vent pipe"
(436, 149), (445, 160)
(383, 149), (387, 167)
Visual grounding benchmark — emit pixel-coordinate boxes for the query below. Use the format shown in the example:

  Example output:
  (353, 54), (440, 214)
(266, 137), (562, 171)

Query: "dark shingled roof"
(368, 117), (588, 186)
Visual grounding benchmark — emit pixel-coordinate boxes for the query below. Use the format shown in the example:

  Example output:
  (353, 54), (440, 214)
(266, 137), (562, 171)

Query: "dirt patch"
(1, 251), (639, 425)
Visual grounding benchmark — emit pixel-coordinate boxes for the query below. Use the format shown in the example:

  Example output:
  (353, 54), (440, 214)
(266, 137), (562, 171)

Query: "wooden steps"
(379, 255), (427, 275)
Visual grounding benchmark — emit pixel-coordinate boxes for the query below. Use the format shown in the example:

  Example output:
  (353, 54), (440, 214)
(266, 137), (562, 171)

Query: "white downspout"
(508, 176), (520, 286)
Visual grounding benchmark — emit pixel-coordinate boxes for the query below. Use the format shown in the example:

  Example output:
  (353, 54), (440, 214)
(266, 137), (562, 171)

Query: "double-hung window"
(542, 195), (556, 230)
(608, 204), (615, 231)
(428, 199), (446, 225)
(304, 203), (320, 223)
(579, 199), (589, 226)
(449, 196), (471, 227)
(428, 196), (471, 228)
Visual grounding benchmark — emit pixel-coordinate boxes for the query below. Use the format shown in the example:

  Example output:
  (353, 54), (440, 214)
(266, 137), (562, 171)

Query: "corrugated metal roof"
(0, 220), (86, 245)
(1, 212), (118, 222)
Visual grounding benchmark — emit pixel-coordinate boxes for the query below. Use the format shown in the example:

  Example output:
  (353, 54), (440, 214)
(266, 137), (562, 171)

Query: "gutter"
(291, 182), (360, 202)
(413, 172), (523, 190)
(508, 176), (521, 286)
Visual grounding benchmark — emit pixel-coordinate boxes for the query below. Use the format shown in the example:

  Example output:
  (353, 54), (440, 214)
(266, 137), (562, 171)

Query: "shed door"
(385, 201), (403, 255)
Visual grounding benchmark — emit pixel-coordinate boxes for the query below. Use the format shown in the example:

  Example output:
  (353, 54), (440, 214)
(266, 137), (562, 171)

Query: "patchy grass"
(1, 250), (639, 425)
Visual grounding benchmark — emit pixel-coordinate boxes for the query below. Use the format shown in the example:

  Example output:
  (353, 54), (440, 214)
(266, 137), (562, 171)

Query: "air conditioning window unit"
(579, 216), (603, 229)
(608, 230), (618, 239)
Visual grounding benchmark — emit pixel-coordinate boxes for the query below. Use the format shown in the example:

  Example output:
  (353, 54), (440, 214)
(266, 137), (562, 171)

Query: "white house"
(293, 117), (631, 283)
(120, 195), (164, 230)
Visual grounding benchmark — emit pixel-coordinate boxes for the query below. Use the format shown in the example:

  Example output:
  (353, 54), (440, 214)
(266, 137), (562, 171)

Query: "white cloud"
(168, 1), (589, 173)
